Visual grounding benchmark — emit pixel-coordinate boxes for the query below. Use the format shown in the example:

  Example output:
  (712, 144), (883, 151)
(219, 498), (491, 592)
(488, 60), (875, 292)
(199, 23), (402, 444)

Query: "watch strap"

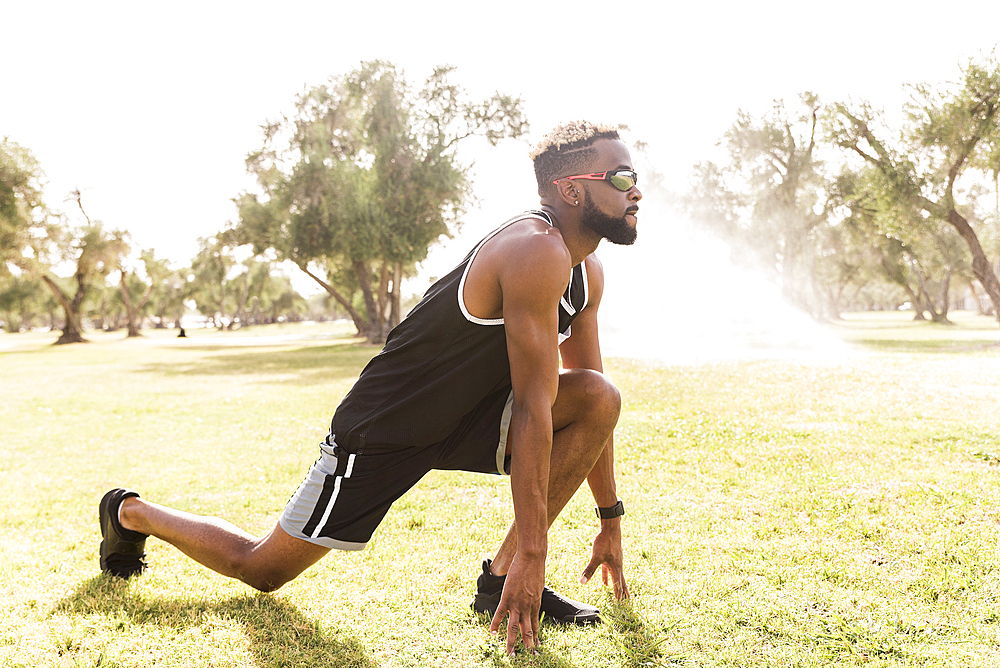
(595, 499), (625, 520)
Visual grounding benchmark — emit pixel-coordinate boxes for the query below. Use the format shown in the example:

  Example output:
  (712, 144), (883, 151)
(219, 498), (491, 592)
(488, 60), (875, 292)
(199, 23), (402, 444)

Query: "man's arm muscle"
(488, 229), (572, 648)
(501, 235), (571, 554)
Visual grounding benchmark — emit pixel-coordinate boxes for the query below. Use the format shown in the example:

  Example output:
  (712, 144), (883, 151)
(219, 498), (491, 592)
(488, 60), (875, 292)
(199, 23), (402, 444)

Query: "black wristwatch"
(596, 499), (625, 520)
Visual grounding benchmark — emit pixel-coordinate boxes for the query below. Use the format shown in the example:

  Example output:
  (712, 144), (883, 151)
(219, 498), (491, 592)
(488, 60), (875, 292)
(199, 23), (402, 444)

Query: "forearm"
(587, 433), (618, 508)
(509, 404), (552, 556)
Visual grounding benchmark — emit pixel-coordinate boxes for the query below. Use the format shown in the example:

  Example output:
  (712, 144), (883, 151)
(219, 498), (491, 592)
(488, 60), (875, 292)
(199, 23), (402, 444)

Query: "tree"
(0, 274), (50, 331)
(230, 61), (528, 343)
(1, 138), (58, 331)
(188, 236), (233, 329)
(826, 167), (970, 320)
(115, 248), (171, 337)
(685, 94), (827, 313)
(147, 266), (193, 329)
(34, 191), (126, 343)
(829, 57), (1000, 328)
(185, 237), (298, 329)
(0, 138), (50, 278)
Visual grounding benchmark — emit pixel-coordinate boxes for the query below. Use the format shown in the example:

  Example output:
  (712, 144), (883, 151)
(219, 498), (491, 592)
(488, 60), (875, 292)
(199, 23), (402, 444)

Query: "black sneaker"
(471, 558), (601, 625)
(99, 488), (149, 578)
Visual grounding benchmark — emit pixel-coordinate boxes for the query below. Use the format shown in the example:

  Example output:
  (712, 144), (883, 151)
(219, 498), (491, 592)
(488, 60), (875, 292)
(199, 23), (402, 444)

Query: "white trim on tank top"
(457, 211), (589, 328)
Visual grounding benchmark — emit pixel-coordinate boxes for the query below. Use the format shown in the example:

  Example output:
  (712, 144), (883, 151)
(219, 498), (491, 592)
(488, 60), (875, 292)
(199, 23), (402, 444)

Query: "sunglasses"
(553, 169), (638, 192)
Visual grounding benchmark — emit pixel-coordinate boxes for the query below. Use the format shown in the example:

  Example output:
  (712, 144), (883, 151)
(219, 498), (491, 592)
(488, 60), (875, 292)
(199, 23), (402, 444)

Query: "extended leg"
(118, 498), (330, 592)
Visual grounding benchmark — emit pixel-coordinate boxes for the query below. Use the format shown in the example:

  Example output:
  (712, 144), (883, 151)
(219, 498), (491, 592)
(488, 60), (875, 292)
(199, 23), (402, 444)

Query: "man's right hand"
(489, 552), (545, 656)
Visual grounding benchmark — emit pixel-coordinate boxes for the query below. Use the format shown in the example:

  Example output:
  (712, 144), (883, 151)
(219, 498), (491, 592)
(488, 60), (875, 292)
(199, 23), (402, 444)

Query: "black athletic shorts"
(279, 386), (513, 550)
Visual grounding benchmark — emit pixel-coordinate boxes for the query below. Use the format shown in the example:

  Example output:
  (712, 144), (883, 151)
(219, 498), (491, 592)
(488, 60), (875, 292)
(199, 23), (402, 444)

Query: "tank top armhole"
(458, 211), (550, 326)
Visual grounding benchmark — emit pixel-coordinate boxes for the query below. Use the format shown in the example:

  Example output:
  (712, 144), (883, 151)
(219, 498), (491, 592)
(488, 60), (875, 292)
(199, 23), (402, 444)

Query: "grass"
(828, 310), (1000, 352)
(2, 312), (1000, 666)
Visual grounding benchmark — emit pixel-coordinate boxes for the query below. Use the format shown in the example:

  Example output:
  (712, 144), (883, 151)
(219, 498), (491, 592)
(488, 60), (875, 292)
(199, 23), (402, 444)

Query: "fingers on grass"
(504, 611), (540, 656)
(489, 604), (506, 635)
(505, 613), (520, 655)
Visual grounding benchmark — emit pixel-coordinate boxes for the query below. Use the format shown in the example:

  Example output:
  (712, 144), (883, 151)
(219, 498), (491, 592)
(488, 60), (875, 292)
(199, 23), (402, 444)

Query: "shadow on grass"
(471, 599), (682, 668)
(53, 576), (377, 667)
(136, 343), (379, 384)
(471, 610), (581, 668)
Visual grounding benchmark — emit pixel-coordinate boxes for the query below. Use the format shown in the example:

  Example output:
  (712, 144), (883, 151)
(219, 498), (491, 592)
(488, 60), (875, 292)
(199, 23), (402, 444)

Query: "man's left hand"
(579, 520), (629, 599)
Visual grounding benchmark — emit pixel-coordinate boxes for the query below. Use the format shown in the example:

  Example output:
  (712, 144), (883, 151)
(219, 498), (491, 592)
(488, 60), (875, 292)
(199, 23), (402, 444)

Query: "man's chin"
(605, 222), (638, 246)
(607, 231), (637, 246)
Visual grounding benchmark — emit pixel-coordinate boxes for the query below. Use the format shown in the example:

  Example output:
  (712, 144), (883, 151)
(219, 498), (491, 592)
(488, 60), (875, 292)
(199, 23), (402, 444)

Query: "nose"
(629, 186), (642, 201)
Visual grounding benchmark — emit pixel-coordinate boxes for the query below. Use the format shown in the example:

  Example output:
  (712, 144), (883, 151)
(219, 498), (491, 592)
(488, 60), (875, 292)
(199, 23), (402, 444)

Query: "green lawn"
(2, 313), (1000, 667)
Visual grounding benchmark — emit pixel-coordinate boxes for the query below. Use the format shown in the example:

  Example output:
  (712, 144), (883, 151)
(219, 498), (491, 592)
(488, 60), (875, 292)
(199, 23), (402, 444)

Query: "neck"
(539, 202), (602, 266)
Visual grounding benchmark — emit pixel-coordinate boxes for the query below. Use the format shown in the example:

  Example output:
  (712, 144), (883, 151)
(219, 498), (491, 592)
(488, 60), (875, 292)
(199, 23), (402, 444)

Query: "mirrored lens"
(608, 171), (637, 191)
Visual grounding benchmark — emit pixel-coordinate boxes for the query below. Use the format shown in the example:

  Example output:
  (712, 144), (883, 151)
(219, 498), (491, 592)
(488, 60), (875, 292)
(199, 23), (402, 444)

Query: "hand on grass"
(580, 520), (629, 600)
(489, 553), (544, 656)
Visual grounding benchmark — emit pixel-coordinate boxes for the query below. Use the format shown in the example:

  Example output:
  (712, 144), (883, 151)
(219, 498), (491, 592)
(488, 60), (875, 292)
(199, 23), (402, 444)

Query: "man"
(99, 120), (641, 656)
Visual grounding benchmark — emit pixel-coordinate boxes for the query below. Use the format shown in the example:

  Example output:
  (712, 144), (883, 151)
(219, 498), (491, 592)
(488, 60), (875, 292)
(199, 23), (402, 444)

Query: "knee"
(239, 566), (292, 593)
(570, 368), (622, 426)
(228, 550), (295, 593)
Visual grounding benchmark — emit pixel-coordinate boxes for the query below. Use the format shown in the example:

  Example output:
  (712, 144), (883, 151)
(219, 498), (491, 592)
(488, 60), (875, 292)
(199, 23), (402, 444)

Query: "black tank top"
(332, 211), (589, 453)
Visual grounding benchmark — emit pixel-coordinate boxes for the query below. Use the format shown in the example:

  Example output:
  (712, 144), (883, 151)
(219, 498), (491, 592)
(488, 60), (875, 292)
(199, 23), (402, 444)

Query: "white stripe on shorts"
(310, 452), (356, 539)
(280, 443), (366, 551)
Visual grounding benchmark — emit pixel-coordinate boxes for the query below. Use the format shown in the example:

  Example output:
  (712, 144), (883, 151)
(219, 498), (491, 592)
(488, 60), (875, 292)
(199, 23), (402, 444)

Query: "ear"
(552, 179), (581, 207)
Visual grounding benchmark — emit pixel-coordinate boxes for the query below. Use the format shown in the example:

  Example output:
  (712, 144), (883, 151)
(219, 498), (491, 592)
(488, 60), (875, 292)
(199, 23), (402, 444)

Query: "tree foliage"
(686, 58), (1000, 325)
(229, 61), (528, 342)
(0, 138), (51, 277)
(685, 94), (829, 312)
(828, 57), (1000, 322)
(41, 196), (126, 343)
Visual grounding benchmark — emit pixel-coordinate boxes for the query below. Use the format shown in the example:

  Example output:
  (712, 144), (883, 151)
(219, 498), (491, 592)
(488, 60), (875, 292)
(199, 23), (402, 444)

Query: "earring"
(574, 201), (578, 205)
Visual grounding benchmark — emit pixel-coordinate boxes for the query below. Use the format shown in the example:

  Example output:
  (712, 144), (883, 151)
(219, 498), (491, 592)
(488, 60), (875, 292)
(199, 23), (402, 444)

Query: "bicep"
(501, 247), (569, 409)
(504, 285), (561, 409)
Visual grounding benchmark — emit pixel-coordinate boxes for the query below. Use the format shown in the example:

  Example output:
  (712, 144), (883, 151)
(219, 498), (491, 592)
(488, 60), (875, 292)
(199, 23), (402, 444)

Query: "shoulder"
(498, 215), (570, 261)
(484, 216), (572, 295)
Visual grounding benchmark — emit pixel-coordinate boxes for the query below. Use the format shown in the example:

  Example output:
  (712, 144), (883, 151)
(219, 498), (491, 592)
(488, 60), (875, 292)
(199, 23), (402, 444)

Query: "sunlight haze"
(3, 1), (998, 287)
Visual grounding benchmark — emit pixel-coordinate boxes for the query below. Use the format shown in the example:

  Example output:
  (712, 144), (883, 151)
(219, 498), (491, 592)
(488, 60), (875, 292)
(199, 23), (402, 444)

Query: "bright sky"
(3, 0), (999, 285)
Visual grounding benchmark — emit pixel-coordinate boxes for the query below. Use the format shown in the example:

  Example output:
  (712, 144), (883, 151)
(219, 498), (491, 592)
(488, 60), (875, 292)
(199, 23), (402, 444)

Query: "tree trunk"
(298, 263), (370, 338)
(234, 274), (249, 328)
(968, 280), (986, 314)
(41, 274), (86, 344)
(947, 208), (1000, 326)
(119, 271), (143, 337)
(353, 260), (386, 343)
(936, 268), (953, 324)
(899, 282), (924, 321)
(388, 261), (403, 329)
(376, 262), (390, 325)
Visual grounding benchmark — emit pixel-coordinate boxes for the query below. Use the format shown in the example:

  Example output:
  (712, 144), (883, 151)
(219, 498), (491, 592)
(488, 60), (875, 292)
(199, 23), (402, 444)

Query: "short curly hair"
(530, 121), (622, 195)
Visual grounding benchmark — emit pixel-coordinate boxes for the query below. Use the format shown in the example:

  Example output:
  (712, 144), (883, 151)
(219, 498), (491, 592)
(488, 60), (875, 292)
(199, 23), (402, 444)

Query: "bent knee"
(227, 550), (297, 593)
(240, 566), (294, 593)
(559, 368), (622, 425)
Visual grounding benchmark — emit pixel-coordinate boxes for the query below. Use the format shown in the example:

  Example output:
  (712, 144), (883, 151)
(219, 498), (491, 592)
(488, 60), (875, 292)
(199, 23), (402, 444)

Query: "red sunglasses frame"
(552, 169), (638, 192)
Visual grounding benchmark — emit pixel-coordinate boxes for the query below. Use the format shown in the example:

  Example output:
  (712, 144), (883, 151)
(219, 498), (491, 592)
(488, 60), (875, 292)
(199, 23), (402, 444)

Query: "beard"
(581, 195), (638, 245)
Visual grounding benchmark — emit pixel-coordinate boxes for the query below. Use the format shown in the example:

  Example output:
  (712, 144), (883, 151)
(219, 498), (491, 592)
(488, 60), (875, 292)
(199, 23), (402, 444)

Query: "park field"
(2, 312), (1000, 667)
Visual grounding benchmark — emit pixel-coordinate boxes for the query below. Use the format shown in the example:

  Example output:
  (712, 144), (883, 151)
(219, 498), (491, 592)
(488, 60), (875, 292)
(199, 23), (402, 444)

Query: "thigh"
(435, 383), (512, 474)
(281, 441), (440, 550)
